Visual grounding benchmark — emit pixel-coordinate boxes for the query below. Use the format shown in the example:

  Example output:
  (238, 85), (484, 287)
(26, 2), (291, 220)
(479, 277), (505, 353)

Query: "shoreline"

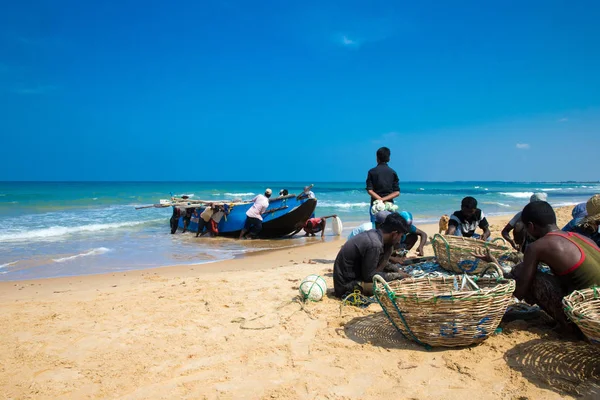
(0, 210), (560, 294)
(0, 209), (560, 288)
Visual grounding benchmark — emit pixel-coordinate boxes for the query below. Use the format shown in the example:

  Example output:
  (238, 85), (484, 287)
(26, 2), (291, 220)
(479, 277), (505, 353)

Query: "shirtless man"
(474, 201), (600, 332)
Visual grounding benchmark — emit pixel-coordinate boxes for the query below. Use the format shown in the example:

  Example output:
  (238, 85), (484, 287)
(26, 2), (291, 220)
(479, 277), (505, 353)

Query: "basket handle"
(373, 274), (394, 294)
(431, 233), (449, 246)
(479, 262), (505, 279)
(431, 233), (452, 267)
(490, 237), (508, 247)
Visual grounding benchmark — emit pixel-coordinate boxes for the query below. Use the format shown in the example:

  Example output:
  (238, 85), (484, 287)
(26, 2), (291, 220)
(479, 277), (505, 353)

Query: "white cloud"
(516, 143), (530, 150)
(558, 117), (568, 122)
(337, 34), (361, 48)
(342, 36), (356, 45)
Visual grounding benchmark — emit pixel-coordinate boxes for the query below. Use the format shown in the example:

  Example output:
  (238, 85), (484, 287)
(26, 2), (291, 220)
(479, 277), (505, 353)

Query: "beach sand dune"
(1, 207), (599, 399)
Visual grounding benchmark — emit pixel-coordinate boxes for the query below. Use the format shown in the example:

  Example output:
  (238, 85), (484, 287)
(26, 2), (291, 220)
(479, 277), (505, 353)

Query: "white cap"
(265, 188), (272, 195)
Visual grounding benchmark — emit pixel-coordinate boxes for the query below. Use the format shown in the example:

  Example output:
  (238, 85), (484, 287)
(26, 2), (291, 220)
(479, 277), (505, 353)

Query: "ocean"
(0, 181), (597, 281)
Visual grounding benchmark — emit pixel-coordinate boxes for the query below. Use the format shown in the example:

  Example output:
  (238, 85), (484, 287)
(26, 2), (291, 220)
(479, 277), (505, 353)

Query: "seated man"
(347, 211), (390, 239)
(501, 192), (547, 251)
(288, 215), (338, 238)
(563, 202), (588, 232)
(572, 194), (600, 247)
(396, 211), (428, 257)
(447, 196), (491, 240)
(474, 201), (600, 333)
(333, 212), (410, 297)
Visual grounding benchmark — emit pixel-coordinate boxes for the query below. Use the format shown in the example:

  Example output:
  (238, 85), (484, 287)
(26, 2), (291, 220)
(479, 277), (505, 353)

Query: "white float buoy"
(299, 274), (327, 301)
(331, 216), (343, 236)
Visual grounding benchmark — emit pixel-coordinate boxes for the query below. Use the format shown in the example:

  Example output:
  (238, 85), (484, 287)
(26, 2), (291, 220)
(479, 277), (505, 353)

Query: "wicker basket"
(563, 287), (600, 346)
(431, 234), (515, 275)
(373, 264), (516, 347)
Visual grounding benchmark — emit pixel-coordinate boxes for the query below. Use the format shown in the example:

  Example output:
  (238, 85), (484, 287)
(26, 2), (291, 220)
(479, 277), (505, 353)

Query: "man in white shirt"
(239, 188), (272, 239)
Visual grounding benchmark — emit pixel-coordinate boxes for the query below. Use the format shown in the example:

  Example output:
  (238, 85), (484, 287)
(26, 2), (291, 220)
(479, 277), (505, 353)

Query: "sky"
(1, 0), (599, 182)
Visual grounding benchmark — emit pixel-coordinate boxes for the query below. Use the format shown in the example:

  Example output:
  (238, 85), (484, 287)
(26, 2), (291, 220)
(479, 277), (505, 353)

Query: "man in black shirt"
(333, 213), (410, 297)
(366, 147), (400, 222)
(446, 196), (491, 240)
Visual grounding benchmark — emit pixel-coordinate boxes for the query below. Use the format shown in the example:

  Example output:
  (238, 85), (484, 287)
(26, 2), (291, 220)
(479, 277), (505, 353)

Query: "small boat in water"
(137, 192), (317, 238)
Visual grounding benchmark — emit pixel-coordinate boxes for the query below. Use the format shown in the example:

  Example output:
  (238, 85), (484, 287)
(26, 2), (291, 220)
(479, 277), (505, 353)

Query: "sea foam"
(224, 192), (255, 197)
(0, 219), (162, 242)
(0, 261), (19, 269)
(499, 192), (534, 199)
(53, 247), (111, 263)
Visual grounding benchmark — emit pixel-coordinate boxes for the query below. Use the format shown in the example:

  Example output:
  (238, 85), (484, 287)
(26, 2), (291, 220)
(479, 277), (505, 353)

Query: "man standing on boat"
(366, 147), (400, 223)
(239, 188), (272, 239)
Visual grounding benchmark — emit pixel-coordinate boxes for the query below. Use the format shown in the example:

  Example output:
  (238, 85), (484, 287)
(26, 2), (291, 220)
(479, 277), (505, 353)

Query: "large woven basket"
(431, 234), (515, 274)
(373, 265), (516, 347)
(563, 287), (600, 346)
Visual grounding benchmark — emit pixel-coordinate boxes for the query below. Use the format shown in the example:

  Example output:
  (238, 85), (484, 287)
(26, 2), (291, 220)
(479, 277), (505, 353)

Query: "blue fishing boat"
(135, 192), (317, 238)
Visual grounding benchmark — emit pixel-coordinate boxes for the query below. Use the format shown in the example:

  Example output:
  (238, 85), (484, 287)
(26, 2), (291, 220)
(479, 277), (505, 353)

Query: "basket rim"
(431, 234), (512, 250)
(374, 275), (516, 302)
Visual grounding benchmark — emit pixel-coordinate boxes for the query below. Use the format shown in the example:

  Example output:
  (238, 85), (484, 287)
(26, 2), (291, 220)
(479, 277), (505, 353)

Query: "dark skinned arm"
(446, 222), (457, 235)
(376, 245), (394, 272)
(367, 189), (382, 201)
(380, 191), (400, 202)
(473, 246), (538, 300)
(510, 244), (540, 299)
(501, 223), (518, 249)
(414, 227), (428, 256)
(481, 226), (491, 241)
(320, 220), (326, 238)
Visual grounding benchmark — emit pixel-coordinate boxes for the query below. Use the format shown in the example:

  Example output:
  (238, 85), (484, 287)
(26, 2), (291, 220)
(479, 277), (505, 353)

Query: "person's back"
(366, 147), (400, 223)
(334, 213), (409, 297)
(334, 230), (385, 297)
(534, 231), (600, 292)
(366, 147), (400, 202)
(247, 194), (269, 220)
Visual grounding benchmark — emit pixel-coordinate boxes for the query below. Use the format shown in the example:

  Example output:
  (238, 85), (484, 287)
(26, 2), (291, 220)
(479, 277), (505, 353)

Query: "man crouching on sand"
(333, 212), (410, 297)
(474, 201), (600, 333)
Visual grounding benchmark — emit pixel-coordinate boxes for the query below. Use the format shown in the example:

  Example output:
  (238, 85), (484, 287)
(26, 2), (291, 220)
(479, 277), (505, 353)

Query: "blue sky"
(1, 0), (599, 182)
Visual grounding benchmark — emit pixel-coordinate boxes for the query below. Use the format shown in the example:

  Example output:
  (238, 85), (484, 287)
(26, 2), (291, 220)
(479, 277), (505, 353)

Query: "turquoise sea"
(0, 181), (597, 281)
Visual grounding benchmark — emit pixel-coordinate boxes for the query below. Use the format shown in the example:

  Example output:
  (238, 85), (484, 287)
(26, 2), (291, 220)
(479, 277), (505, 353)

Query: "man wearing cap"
(239, 188), (272, 239)
(572, 194), (600, 247)
(395, 211), (428, 257)
(501, 192), (548, 251)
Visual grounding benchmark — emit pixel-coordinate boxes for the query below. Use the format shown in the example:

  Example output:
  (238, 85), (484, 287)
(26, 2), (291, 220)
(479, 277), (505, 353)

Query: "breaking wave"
(0, 219), (162, 242)
(53, 247), (111, 263)
(499, 192), (534, 199)
(224, 192), (255, 197)
(0, 260), (19, 269)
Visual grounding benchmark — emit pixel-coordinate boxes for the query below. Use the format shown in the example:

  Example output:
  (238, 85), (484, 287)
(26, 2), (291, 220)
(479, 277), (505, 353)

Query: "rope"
(231, 297), (317, 330)
(340, 290), (377, 309)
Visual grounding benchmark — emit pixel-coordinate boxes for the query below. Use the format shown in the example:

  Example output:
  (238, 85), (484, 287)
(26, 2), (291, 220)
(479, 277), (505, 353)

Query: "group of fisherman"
(169, 186), (318, 239)
(331, 146), (600, 337)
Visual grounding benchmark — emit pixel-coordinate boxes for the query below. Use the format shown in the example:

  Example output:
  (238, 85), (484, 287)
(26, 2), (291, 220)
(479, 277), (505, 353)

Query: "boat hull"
(177, 196), (317, 238)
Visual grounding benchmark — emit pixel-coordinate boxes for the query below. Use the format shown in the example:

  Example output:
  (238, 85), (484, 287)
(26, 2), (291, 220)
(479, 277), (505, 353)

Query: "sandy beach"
(1, 206), (599, 399)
